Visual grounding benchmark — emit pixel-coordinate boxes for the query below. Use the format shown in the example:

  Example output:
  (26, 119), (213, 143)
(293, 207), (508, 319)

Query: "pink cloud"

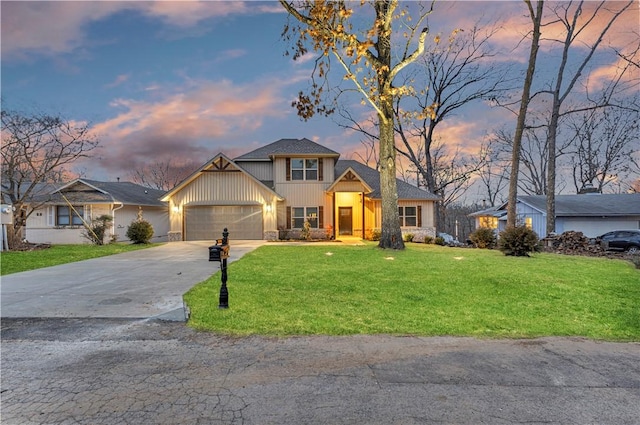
(86, 78), (287, 175)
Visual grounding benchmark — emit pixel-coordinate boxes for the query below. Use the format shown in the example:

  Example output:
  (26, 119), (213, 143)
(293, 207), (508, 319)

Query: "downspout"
(361, 192), (365, 239)
(112, 202), (124, 241)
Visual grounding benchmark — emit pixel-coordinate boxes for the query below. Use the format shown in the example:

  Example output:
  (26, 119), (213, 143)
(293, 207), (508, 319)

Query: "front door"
(338, 207), (352, 235)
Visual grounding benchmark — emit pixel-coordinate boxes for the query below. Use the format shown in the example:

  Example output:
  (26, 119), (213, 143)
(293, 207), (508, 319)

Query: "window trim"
(287, 206), (323, 229)
(287, 157), (322, 181)
(56, 205), (84, 226)
(398, 206), (418, 227)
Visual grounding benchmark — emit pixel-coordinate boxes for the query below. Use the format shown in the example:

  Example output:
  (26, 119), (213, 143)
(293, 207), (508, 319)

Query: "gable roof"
(334, 160), (441, 201)
(81, 180), (167, 206)
(161, 153), (283, 201)
(471, 194), (640, 218)
(234, 138), (340, 161)
(44, 179), (167, 206)
(517, 194), (640, 217)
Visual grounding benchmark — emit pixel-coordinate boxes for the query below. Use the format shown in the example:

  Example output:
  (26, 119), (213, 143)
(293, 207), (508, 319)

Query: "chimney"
(578, 182), (599, 194)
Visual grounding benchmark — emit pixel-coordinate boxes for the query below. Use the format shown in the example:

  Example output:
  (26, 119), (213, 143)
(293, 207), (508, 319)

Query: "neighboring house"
(470, 193), (640, 238)
(25, 179), (169, 244)
(161, 138), (440, 241)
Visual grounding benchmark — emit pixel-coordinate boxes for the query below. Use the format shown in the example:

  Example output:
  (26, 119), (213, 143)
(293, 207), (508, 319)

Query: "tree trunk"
(506, 0), (543, 228)
(375, 1), (403, 250)
(545, 103), (560, 236)
(378, 109), (404, 249)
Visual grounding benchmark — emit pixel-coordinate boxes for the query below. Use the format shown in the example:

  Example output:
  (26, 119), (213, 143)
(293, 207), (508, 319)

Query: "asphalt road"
(1, 241), (639, 424)
(2, 318), (639, 425)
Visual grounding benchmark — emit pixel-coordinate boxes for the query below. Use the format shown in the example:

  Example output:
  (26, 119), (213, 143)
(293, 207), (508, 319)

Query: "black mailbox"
(209, 228), (230, 309)
(209, 243), (229, 262)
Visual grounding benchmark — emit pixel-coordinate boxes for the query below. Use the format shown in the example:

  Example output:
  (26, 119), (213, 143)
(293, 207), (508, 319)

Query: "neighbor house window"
(525, 217), (533, 229)
(398, 206), (417, 227)
(292, 206), (319, 229)
(56, 205), (84, 226)
(479, 216), (498, 229)
(291, 158), (318, 181)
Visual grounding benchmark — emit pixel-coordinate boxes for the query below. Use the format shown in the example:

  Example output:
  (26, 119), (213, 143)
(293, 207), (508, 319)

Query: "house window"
(399, 206), (417, 227)
(291, 158), (318, 181)
(525, 217), (532, 229)
(292, 206), (319, 229)
(56, 205), (84, 226)
(479, 216), (498, 229)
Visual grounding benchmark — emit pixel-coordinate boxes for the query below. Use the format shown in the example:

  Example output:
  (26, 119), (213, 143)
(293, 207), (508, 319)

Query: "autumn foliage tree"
(279, 0), (435, 249)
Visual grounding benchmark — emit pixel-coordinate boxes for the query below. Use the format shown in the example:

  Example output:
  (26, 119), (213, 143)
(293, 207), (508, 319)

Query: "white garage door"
(185, 205), (263, 240)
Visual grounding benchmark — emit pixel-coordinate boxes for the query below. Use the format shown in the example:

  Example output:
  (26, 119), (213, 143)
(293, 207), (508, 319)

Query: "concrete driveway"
(0, 240), (264, 321)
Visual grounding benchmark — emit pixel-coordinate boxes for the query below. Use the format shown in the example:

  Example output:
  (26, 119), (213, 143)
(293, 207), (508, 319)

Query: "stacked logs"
(544, 231), (604, 256)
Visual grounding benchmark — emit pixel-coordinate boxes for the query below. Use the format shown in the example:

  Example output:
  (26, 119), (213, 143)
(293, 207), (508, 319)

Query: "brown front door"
(338, 207), (352, 235)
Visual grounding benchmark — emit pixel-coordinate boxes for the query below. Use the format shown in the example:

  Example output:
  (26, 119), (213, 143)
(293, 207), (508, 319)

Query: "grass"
(184, 243), (640, 340)
(0, 243), (158, 275)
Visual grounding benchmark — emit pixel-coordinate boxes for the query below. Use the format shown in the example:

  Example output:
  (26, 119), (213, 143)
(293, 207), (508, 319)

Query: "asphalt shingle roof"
(34, 179), (166, 206)
(335, 160), (441, 201)
(234, 138), (340, 160)
(519, 194), (640, 216)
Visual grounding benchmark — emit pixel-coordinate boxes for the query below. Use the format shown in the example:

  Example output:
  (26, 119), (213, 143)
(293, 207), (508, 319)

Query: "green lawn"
(0, 243), (158, 275)
(185, 243), (640, 340)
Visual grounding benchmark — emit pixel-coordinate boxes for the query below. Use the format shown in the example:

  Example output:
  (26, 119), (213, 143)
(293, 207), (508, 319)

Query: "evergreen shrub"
(498, 225), (539, 257)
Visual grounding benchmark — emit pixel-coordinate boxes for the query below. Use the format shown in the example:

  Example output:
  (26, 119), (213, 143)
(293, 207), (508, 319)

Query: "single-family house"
(25, 179), (169, 244)
(470, 193), (640, 238)
(161, 138), (440, 241)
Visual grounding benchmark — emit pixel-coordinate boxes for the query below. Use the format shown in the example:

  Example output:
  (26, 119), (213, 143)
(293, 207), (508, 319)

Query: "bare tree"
(539, 0), (634, 235)
(567, 104), (639, 193)
(1, 107), (99, 249)
(475, 135), (510, 207)
(394, 23), (511, 198)
(506, 0), (544, 228)
(280, 1), (435, 249)
(129, 159), (200, 191)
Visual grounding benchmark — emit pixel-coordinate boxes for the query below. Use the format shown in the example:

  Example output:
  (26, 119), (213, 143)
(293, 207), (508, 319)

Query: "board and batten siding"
(237, 161), (273, 182)
(272, 157), (334, 184)
(168, 171), (278, 235)
(514, 201), (546, 237)
(372, 200), (436, 229)
(332, 180), (368, 192)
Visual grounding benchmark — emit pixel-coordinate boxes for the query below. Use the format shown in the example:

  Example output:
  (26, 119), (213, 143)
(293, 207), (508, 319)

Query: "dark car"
(597, 230), (640, 254)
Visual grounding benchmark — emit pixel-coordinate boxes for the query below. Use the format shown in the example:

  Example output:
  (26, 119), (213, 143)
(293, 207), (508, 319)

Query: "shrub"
(403, 233), (414, 242)
(300, 220), (312, 240)
(435, 236), (445, 246)
(469, 227), (497, 249)
(368, 229), (381, 241)
(423, 235), (434, 244)
(82, 215), (113, 245)
(498, 225), (539, 257)
(126, 219), (154, 244)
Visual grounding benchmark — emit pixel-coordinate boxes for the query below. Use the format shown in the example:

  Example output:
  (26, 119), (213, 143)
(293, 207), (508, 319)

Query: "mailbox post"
(208, 228), (230, 309)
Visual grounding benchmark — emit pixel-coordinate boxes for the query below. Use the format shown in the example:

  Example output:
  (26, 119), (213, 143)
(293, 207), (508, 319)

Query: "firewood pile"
(543, 231), (605, 256)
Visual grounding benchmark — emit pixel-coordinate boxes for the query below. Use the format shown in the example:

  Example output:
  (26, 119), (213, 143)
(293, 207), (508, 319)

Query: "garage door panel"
(185, 205), (262, 240)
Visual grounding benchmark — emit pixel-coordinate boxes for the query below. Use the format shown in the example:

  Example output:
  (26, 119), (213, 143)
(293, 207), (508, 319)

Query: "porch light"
(265, 204), (272, 213)
(172, 205), (180, 214)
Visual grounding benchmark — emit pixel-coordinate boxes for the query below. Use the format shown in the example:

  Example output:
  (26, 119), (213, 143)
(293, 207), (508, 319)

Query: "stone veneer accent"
(168, 231), (182, 242)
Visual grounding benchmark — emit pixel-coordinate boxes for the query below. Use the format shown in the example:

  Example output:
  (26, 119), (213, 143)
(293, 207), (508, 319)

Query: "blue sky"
(2, 1), (638, 193)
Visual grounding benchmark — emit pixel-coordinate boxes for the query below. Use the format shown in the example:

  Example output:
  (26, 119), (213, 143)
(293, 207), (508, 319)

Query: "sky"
(2, 1), (638, 199)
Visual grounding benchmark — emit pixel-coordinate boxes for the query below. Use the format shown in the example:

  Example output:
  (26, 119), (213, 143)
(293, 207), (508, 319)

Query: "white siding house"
(25, 179), (168, 244)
